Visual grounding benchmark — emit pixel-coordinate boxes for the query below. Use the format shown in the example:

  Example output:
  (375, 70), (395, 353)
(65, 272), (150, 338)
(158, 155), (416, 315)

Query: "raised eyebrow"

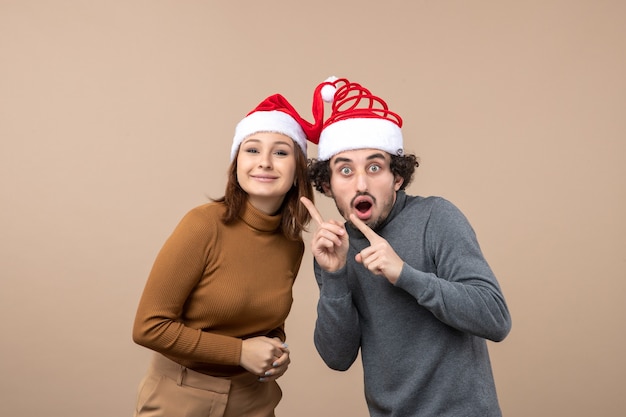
(366, 152), (387, 162)
(332, 156), (353, 166)
(332, 153), (386, 166)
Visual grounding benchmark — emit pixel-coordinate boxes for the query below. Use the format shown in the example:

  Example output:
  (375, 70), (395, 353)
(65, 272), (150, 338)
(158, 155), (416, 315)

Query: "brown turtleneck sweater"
(132, 201), (304, 377)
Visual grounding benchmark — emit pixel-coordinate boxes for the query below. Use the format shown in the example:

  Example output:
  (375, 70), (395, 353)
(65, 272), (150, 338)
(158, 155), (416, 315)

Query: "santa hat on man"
(312, 76), (404, 161)
(230, 91), (325, 161)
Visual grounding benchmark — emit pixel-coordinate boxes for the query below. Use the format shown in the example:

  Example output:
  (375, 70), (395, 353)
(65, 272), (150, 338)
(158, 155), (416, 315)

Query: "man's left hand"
(349, 214), (405, 284)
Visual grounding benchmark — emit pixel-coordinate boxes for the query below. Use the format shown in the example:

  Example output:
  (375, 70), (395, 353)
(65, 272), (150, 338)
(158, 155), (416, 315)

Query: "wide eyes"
(338, 164), (382, 176)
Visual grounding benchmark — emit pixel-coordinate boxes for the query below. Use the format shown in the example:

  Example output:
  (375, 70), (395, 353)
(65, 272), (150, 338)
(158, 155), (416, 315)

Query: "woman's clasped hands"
(240, 336), (290, 382)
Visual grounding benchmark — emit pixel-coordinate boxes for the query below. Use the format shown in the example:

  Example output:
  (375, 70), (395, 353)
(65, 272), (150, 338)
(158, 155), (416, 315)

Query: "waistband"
(150, 354), (242, 393)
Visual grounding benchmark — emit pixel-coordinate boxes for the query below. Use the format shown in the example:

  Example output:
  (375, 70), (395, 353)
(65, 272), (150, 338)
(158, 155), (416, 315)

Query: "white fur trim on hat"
(317, 118), (403, 161)
(231, 110), (307, 161)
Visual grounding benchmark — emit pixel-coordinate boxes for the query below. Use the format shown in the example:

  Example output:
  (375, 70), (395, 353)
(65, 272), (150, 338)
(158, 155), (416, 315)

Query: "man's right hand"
(300, 197), (349, 272)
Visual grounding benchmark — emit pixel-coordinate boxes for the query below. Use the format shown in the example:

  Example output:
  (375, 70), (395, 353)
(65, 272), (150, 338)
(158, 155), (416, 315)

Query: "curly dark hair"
(308, 152), (419, 194)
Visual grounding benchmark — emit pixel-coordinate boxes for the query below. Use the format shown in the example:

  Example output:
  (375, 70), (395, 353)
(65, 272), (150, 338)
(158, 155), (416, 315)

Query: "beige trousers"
(134, 353), (282, 417)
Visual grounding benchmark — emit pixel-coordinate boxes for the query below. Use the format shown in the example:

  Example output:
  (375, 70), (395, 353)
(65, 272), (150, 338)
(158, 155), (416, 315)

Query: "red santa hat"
(231, 93), (325, 161)
(312, 76), (404, 161)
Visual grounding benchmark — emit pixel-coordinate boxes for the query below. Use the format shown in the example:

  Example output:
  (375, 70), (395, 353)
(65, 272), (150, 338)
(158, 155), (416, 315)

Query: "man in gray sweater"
(300, 77), (512, 417)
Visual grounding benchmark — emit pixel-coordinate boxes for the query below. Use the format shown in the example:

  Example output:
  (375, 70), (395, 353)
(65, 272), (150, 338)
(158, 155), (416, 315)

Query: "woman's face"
(236, 132), (298, 214)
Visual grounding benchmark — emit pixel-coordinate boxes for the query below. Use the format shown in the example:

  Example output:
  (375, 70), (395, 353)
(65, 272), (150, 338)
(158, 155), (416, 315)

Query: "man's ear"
(394, 175), (404, 191)
(321, 183), (333, 197)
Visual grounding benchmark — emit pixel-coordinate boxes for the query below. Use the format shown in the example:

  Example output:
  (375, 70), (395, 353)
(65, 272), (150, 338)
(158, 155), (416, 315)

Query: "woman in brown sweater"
(132, 93), (317, 417)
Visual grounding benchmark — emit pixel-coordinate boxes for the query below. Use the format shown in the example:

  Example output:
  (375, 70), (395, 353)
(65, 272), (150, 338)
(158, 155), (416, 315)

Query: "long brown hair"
(215, 142), (314, 241)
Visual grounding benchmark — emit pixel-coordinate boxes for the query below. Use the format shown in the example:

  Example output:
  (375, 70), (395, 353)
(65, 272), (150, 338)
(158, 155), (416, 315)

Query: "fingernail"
(258, 377), (265, 382)
(265, 370), (272, 376)
(272, 361), (279, 367)
(282, 343), (288, 348)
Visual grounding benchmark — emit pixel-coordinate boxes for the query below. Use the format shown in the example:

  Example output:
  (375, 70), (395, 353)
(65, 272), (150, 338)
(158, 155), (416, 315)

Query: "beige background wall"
(1, 1), (624, 416)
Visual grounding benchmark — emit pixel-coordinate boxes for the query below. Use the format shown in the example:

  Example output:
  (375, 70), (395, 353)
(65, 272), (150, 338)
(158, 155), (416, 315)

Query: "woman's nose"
(258, 152), (272, 168)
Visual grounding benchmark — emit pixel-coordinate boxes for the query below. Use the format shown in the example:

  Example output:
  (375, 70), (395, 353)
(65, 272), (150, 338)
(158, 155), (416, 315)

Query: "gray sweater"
(313, 191), (511, 417)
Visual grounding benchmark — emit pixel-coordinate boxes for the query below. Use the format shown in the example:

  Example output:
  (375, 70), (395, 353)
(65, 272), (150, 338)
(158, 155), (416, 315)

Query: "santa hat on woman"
(230, 90), (326, 161)
(312, 76), (404, 161)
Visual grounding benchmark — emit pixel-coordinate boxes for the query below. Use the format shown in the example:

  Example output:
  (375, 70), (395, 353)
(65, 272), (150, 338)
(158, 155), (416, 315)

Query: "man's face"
(324, 148), (403, 231)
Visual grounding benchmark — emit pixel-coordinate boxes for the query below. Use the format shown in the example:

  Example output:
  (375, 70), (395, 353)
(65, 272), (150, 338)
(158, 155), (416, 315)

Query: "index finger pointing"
(300, 197), (325, 225)
(349, 213), (380, 243)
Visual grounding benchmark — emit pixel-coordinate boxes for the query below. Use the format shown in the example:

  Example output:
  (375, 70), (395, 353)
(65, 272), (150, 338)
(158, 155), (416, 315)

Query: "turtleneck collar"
(239, 200), (283, 233)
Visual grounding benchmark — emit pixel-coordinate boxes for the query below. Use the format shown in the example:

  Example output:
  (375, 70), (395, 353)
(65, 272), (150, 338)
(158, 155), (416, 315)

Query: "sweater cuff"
(320, 266), (351, 298)
(395, 262), (431, 299)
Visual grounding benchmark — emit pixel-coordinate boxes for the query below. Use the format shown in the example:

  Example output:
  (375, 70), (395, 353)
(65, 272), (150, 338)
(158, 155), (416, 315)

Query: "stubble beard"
(333, 194), (395, 232)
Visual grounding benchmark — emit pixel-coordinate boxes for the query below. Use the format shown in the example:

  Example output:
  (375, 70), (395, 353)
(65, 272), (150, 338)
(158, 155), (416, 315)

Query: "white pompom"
(320, 76), (339, 102)
(321, 84), (336, 103)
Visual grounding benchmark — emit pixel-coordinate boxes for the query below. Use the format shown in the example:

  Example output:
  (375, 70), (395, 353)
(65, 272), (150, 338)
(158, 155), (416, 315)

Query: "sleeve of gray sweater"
(394, 198), (511, 342)
(312, 260), (362, 371)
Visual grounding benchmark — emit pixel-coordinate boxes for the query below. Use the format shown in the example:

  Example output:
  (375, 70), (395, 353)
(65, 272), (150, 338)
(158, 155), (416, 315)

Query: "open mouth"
(355, 201), (372, 213)
(352, 195), (374, 219)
